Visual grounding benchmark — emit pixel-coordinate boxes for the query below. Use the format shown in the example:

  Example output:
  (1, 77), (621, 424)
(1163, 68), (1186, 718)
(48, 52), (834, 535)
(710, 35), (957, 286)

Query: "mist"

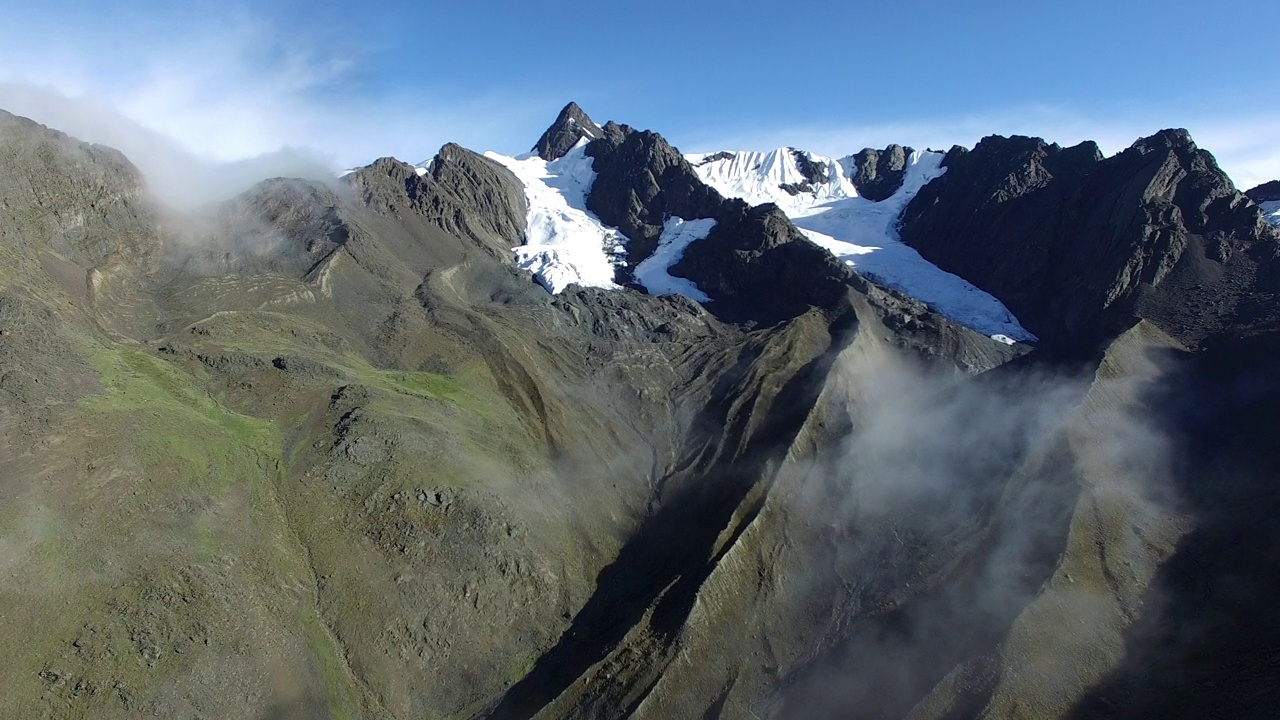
(0, 82), (336, 209)
(771, 336), (1185, 718)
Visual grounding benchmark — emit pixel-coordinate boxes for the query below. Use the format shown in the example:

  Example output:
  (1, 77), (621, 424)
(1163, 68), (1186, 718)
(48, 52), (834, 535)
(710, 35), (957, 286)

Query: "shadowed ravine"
(1067, 335), (1280, 719)
(478, 319), (849, 720)
(3, 102), (1280, 720)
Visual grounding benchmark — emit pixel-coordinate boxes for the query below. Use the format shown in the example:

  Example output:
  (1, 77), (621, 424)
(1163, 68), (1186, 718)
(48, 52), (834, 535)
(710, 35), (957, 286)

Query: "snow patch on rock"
(634, 217), (716, 302)
(485, 140), (624, 293)
(1261, 199), (1280, 227)
(690, 147), (1038, 343)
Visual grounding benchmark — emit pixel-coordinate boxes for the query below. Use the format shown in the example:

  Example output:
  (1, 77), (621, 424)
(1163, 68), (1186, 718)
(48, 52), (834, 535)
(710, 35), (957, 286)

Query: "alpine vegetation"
(1, 94), (1278, 720)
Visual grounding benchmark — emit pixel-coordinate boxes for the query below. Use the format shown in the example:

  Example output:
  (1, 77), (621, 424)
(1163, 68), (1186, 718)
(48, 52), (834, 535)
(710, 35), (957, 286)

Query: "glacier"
(689, 147), (1038, 343)
(485, 140), (625, 294)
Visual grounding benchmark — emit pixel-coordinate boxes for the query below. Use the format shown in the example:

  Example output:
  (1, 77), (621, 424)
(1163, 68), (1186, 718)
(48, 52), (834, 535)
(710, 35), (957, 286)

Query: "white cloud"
(0, 7), (549, 204)
(0, 6), (1274, 206)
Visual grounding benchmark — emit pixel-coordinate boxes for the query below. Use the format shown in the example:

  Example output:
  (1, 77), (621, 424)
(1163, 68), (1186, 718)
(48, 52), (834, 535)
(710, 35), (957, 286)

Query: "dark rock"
(791, 148), (829, 186)
(583, 121), (724, 267)
(579, 121), (855, 325)
(692, 151), (734, 166)
(898, 129), (1280, 351)
(532, 102), (603, 162)
(766, 150), (829, 198)
(413, 143), (528, 256)
(346, 145), (527, 260)
(672, 200), (855, 325)
(271, 354), (347, 382)
(579, 118), (1016, 344)
(848, 144), (915, 201)
(778, 182), (814, 196)
(1246, 180), (1280, 203)
(197, 351), (267, 374)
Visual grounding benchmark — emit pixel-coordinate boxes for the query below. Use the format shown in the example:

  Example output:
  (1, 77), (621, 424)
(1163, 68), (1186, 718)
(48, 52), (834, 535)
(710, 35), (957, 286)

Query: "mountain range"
(1, 100), (1279, 720)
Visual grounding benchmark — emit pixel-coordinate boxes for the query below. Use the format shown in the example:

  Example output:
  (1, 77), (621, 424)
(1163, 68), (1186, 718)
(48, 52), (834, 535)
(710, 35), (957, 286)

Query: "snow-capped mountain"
(4, 99), (1280, 720)
(688, 147), (1036, 343)
(686, 147), (858, 213)
(483, 139), (720, 300)
(485, 126), (1037, 343)
(472, 105), (1280, 357)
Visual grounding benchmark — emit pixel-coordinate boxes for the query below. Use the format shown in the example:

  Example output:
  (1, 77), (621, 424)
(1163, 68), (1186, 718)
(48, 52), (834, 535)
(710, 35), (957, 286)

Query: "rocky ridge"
(1, 100), (1279, 720)
(1246, 179), (1280, 202)
(848, 143), (915, 201)
(533, 101), (604, 162)
(898, 130), (1280, 351)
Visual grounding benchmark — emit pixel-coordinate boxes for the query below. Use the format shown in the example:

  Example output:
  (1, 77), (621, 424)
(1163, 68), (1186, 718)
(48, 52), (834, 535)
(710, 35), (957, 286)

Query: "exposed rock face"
(346, 143), (527, 259)
(899, 129), (1280, 351)
(5, 102), (1280, 720)
(582, 121), (724, 265)
(778, 147), (831, 195)
(412, 143), (528, 255)
(532, 101), (604, 162)
(671, 199), (854, 324)
(343, 155), (417, 214)
(0, 108), (158, 266)
(579, 118), (1023, 353)
(791, 148), (829, 185)
(849, 143), (915, 201)
(1247, 180), (1280, 202)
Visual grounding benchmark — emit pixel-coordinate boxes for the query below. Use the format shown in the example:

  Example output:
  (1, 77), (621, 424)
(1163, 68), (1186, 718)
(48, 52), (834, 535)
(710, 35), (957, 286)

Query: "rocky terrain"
(1, 101), (1278, 720)
(898, 131), (1280, 350)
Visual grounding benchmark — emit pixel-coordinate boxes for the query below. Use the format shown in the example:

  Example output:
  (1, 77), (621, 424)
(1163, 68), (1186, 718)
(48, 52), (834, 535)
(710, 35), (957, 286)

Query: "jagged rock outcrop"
(0, 108), (159, 267)
(579, 116), (1020, 353)
(346, 144), (526, 259)
(779, 148), (831, 195)
(581, 120), (724, 265)
(791, 148), (829, 185)
(6, 101), (1280, 720)
(899, 129), (1280, 351)
(413, 143), (528, 255)
(849, 143), (915, 201)
(1246, 180), (1280, 202)
(671, 200), (854, 324)
(532, 102), (604, 162)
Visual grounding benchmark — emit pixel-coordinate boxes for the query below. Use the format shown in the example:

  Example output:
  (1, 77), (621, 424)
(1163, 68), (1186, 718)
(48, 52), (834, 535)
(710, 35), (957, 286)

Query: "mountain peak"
(848, 144), (916, 201)
(1132, 127), (1197, 154)
(1246, 180), (1280, 203)
(532, 101), (604, 161)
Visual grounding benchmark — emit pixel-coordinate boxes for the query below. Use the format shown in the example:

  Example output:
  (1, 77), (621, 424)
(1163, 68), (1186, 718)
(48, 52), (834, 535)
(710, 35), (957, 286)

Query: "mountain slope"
(898, 130), (1280, 351)
(2, 103), (1280, 720)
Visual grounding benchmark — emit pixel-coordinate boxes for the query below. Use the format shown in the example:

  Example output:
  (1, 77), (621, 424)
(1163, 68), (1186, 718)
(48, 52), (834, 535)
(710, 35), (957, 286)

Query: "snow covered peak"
(688, 148), (857, 214)
(484, 107), (1036, 343)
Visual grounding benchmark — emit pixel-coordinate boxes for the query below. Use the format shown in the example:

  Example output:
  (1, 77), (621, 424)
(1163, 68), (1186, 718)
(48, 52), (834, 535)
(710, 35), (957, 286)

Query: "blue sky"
(1, 0), (1278, 188)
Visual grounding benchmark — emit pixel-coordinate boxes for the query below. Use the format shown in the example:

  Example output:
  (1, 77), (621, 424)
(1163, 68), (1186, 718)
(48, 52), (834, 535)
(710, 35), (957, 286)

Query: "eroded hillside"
(2, 104), (1279, 720)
